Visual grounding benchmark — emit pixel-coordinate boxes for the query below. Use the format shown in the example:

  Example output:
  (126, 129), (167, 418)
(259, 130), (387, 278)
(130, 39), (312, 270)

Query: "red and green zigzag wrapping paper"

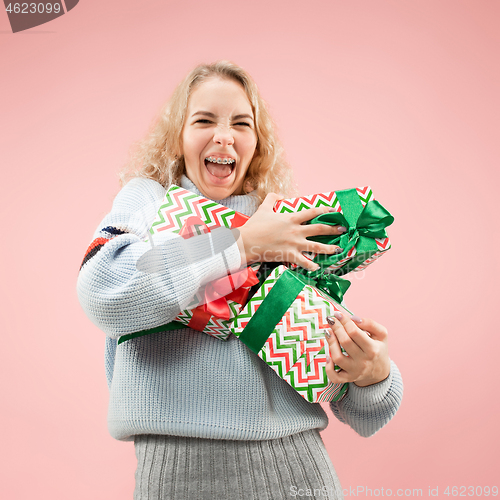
(174, 298), (244, 341)
(274, 186), (393, 274)
(231, 265), (349, 403)
(149, 184), (249, 236)
(149, 185), (251, 341)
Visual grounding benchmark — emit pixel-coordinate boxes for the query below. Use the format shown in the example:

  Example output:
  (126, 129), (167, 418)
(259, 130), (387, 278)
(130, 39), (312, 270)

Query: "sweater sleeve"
(329, 359), (403, 437)
(76, 177), (242, 339)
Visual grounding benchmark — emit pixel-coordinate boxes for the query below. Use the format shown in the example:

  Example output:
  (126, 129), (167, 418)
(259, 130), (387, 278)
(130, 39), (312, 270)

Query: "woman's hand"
(235, 193), (345, 271)
(324, 312), (391, 387)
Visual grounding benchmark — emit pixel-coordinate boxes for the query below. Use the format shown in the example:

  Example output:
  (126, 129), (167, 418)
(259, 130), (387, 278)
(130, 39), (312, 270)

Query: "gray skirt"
(134, 429), (344, 500)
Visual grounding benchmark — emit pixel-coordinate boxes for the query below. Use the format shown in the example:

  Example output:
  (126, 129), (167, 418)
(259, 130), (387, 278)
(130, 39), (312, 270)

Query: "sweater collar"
(179, 174), (260, 216)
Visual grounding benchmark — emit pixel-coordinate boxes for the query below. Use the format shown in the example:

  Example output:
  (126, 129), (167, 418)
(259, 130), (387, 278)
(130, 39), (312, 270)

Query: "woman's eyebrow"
(191, 111), (254, 121)
(232, 114), (254, 121)
(191, 111), (216, 118)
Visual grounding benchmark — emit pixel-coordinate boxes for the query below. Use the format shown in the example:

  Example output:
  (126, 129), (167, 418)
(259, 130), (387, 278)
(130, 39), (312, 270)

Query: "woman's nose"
(213, 125), (234, 147)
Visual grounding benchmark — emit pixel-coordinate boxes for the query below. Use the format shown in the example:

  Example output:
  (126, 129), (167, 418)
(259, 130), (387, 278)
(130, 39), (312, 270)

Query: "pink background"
(1, 0), (499, 498)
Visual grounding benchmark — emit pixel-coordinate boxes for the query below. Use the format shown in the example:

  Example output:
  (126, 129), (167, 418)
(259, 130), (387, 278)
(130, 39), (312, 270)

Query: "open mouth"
(204, 156), (235, 179)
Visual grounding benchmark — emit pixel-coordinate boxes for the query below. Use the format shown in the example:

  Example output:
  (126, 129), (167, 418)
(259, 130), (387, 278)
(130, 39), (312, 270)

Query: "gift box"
(231, 264), (351, 403)
(117, 185), (257, 344)
(274, 186), (394, 275)
(148, 185), (250, 235)
(172, 260), (259, 341)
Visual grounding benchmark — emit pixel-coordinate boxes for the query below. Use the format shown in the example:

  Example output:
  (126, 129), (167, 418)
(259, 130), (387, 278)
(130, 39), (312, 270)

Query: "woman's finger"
(327, 313), (364, 358)
(324, 330), (352, 383)
(302, 241), (342, 256)
(301, 223), (346, 238)
(330, 311), (376, 353)
(292, 206), (336, 224)
(262, 192), (285, 210)
(326, 312), (391, 387)
(324, 362), (351, 385)
(325, 327), (352, 371)
(350, 316), (388, 342)
(295, 253), (321, 272)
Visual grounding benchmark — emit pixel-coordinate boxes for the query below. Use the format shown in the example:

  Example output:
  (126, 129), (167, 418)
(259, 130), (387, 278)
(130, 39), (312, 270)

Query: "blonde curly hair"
(120, 60), (297, 202)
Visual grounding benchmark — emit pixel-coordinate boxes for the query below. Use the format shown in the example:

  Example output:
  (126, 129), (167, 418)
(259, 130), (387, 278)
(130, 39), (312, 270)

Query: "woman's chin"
(202, 184), (236, 200)
(201, 167), (239, 198)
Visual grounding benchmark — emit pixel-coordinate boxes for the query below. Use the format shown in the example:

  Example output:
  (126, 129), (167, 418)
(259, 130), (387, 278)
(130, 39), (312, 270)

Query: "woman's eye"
(234, 122), (251, 127)
(195, 119), (212, 124)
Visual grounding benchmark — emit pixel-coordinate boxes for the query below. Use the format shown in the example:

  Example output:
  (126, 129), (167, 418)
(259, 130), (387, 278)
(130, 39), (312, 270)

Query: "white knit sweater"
(77, 175), (403, 442)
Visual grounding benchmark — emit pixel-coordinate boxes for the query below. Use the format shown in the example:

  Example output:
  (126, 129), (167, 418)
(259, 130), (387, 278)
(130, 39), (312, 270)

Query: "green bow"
(294, 267), (351, 304)
(313, 271), (351, 304)
(237, 268), (351, 354)
(305, 189), (394, 275)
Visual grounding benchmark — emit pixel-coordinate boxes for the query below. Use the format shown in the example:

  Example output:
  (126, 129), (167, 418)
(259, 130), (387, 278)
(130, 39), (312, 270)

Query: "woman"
(77, 61), (403, 499)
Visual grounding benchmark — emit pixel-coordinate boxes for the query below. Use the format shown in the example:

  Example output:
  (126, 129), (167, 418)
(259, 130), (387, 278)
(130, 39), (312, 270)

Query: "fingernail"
(351, 314), (363, 323)
(326, 316), (335, 326)
(337, 226), (347, 233)
(334, 247), (343, 255)
(326, 354), (331, 364)
(328, 207), (337, 212)
(333, 311), (343, 320)
(325, 330), (331, 339)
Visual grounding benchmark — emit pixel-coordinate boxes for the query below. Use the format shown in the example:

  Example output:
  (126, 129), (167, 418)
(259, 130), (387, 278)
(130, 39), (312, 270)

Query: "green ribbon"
(306, 189), (394, 275)
(238, 268), (350, 354)
(117, 320), (186, 345)
(312, 271), (351, 304)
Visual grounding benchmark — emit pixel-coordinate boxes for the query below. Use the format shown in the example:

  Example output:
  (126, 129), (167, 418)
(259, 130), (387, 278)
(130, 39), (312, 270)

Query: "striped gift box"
(231, 265), (349, 403)
(274, 186), (392, 274)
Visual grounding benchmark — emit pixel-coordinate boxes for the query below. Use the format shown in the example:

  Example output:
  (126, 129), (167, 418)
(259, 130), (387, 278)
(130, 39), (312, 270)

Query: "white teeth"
(206, 156), (235, 164)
